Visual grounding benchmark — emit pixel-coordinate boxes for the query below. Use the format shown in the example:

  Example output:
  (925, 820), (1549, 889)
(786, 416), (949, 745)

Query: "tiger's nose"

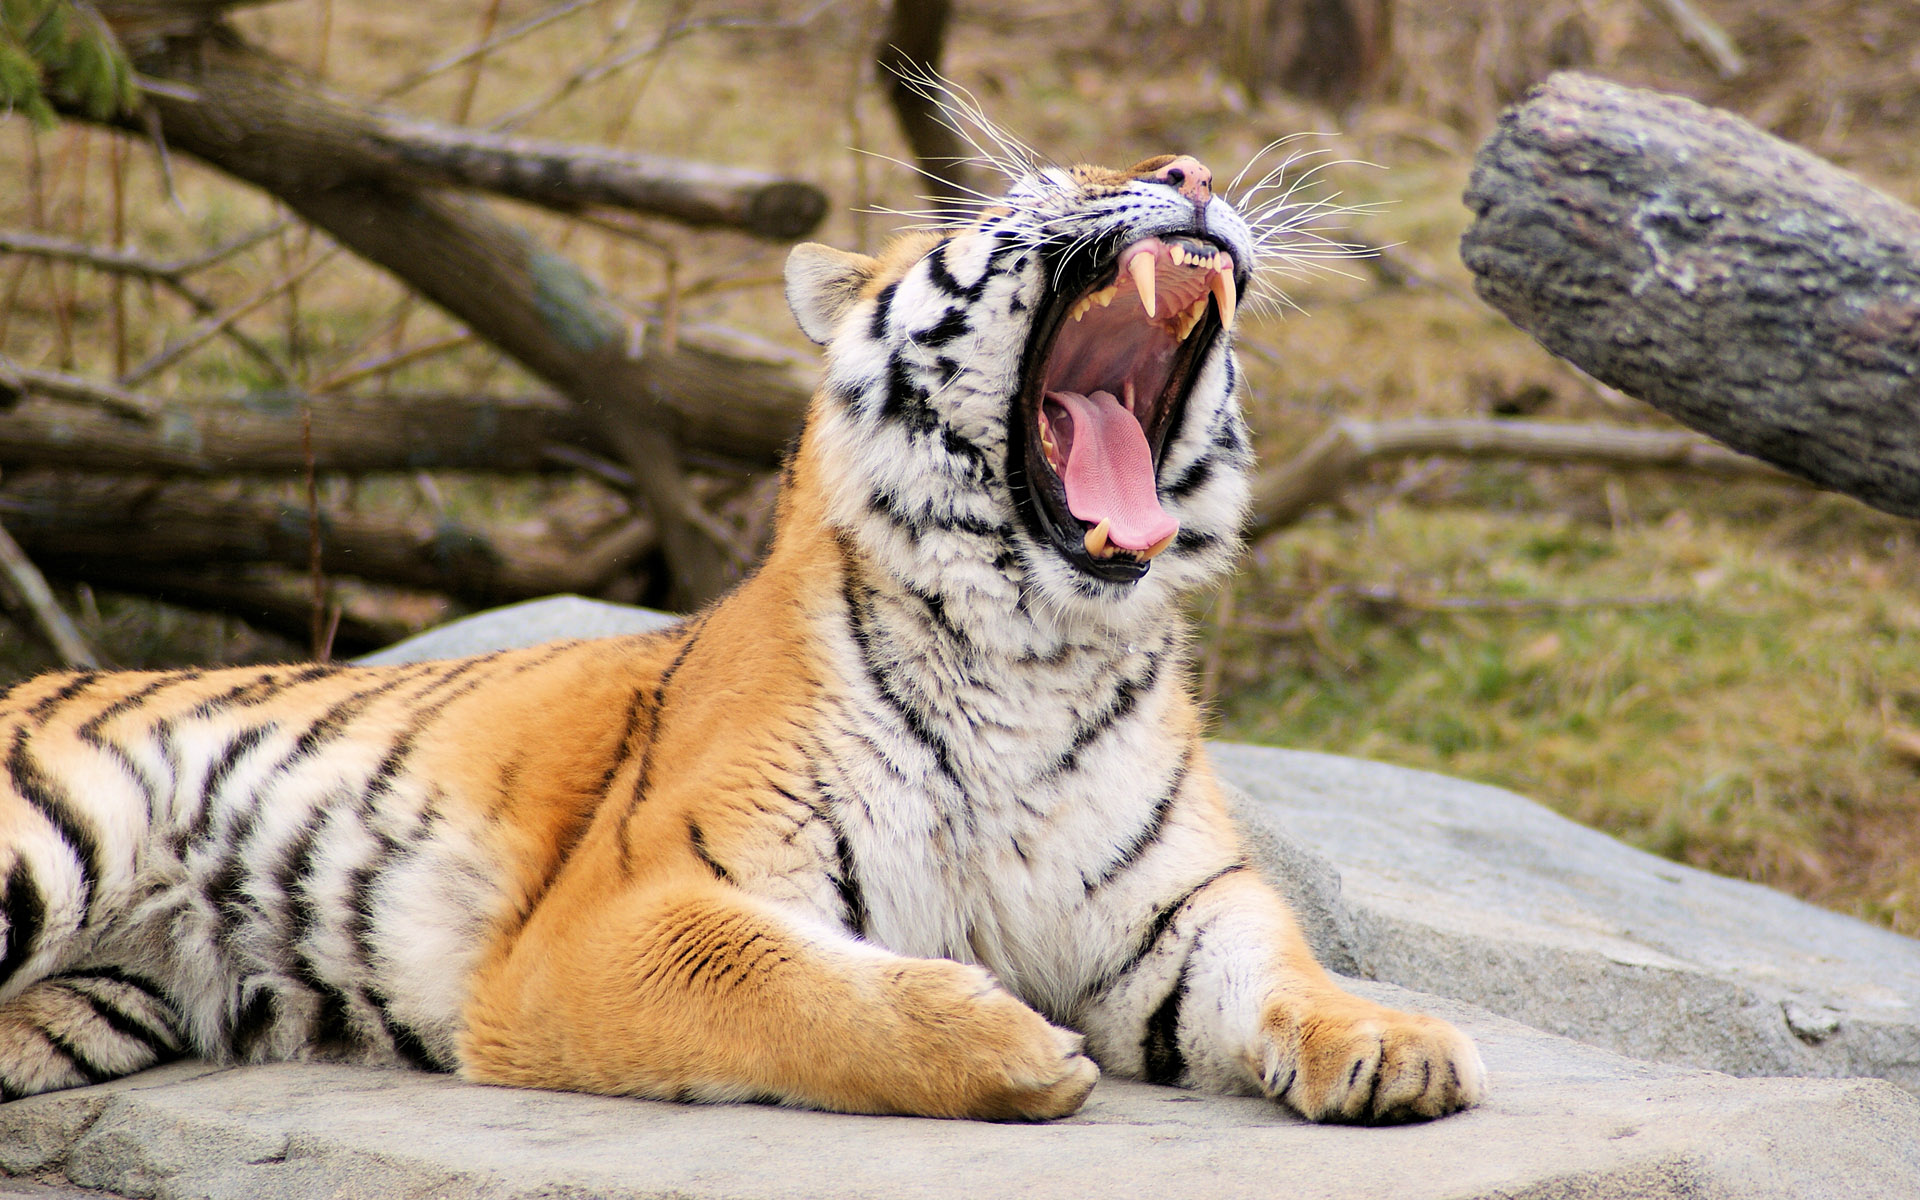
(1151, 156), (1213, 209)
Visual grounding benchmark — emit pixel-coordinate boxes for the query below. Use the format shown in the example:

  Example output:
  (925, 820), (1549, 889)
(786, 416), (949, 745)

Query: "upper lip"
(1009, 231), (1242, 582)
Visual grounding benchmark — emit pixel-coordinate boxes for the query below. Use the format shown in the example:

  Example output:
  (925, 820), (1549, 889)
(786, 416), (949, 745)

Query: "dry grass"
(0, 0), (1917, 934)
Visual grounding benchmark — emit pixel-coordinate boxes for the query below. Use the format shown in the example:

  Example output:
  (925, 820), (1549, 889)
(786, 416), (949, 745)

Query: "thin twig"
(0, 354), (160, 421)
(0, 518), (100, 668)
(122, 246), (341, 387)
(0, 227), (290, 378)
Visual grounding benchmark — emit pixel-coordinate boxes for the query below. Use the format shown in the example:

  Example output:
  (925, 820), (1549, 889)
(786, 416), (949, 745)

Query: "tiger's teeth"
(1170, 245), (1188, 265)
(1084, 519), (1114, 559)
(1137, 528), (1178, 561)
(1069, 295), (1093, 322)
(1175, 296), (1207, 341)
(1127, 252), (1157, 318)
(1094, 285), (1117, 308)
(1210, 266), (1237, 333)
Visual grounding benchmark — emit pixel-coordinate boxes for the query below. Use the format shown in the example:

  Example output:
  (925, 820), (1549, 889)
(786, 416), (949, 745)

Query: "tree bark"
(47, 561), (418, 655)
(0, 392), (605, 476)
(0, 472), (654, 604)
(876, 0), (975, 212)
(1461, 72), (1920, 519)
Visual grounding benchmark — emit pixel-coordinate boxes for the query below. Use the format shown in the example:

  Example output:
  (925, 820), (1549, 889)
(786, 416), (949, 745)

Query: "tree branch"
(1249, 417), (1797, 535)
(0, 354), (160, 421)
(0, 518), (100, 668)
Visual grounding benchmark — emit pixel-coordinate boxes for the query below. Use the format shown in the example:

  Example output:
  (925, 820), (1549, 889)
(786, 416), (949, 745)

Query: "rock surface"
(1217, 745), (1920, 1093)
(4, 595), (1918, 1198)
(2, 990), (1917, 1200)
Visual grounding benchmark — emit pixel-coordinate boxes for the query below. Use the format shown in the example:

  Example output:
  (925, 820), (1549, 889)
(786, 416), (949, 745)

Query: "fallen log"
(45, 562), (423, 656)
(0, 472), (654, 605)
(1461, 72), (1920, 519)
(0, 392), (604, 476)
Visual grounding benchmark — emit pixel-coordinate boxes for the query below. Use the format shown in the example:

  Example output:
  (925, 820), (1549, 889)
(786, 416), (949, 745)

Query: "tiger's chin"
(1009, 233), (1243, 587)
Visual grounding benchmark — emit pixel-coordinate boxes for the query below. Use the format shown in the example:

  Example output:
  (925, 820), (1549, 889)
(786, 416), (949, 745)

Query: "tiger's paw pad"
(1259, 996), (1485, 1124)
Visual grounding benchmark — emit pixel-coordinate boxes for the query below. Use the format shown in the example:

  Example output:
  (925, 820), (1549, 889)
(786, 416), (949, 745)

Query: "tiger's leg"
(1075, 867), (1485, 1123)
(0, 970), (184, 1098)
(460, 881), (1098, 1119)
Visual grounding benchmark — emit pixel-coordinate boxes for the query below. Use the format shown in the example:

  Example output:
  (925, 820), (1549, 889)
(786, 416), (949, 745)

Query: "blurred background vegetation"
(0, 0), (1916, 936)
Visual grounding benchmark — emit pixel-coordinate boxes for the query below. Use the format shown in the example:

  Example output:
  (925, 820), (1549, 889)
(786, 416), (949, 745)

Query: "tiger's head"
(784, 150), (1263, 628)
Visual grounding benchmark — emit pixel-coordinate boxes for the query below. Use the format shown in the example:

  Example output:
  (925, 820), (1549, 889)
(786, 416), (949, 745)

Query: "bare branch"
(364, 118), (828, 241)
(1249, 417), (1797, 536)
(0, 354), (161, 421)
(0, 519), (100, 669)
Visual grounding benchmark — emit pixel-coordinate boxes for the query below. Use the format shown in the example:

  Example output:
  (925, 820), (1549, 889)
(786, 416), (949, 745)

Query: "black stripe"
(837, 549), (959, 783)
(63, 975), (180, 1055)
(41, 1027), (114, 1085)
(26, 672), (100, 725)
(1141, 956), (1192, 1085)
(1164, 455), (1214, 501)
(0, 858), (47, 987)
(830, 823), (868, 937)
(1083, 747), (1192, 894)
(596, 688), (653, 793)
(74, 670), (197, 741)
(365, 986), (441, 1070)
(231, 984), (278, 1057)
(865, 487), (1011, 543)
(688, 823), (730, 882)
(1173, 528), (1219, 554)
(617, 619), (709, 866)
(882, 352), (938, 432)
(869, 280), (898, 341)
(925, 240), (990, 302)
(191, 724), (276, 841)
(1088, 864), (1246, 1002)
(941, 427), (990, 479)
(1053, 654), (1163, 774)
(916, 307), (970, 348)
(7, 728), (102, 924)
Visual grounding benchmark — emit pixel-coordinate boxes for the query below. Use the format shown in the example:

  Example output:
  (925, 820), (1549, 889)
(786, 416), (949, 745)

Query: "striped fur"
(0, 152), (1483, 1121)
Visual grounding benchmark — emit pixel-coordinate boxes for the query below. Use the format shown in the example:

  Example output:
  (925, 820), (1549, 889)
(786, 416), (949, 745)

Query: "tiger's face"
(787, 153), (1258, 624)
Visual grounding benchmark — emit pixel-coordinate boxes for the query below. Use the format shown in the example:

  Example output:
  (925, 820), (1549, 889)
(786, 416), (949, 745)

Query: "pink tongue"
(1047, 390), (1180, 551)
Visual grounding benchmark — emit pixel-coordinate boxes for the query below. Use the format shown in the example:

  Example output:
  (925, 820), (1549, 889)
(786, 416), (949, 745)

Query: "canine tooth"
(1137, 528), (1178, 561)
(1127, 252), (1157, 318)
(1084, 519), (1113, 558)
(1210, 266), (1237, 332)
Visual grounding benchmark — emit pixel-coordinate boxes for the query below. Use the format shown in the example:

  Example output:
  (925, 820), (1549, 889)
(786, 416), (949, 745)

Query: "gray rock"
(1, 988), (1917, 1200)
(1215, 742), (1920, 1094)
(354, 594), (680, 665)
(3, 594), (1890, 1199)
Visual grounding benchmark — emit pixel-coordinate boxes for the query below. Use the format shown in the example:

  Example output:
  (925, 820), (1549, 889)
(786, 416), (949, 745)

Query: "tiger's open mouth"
(1011, 234), (1239, 582)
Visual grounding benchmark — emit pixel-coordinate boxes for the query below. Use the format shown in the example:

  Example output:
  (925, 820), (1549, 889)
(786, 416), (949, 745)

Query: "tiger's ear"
(786, 243), (880, 345)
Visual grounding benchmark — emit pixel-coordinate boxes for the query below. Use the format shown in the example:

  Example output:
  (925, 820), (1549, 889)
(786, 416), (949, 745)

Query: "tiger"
(0, 142), (1485, 1124)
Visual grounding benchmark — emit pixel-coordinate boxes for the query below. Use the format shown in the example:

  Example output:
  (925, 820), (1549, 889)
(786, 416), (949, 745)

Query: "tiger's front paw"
(1256, 991), (1485, 1123)
(890, 959), (1099, 1121)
